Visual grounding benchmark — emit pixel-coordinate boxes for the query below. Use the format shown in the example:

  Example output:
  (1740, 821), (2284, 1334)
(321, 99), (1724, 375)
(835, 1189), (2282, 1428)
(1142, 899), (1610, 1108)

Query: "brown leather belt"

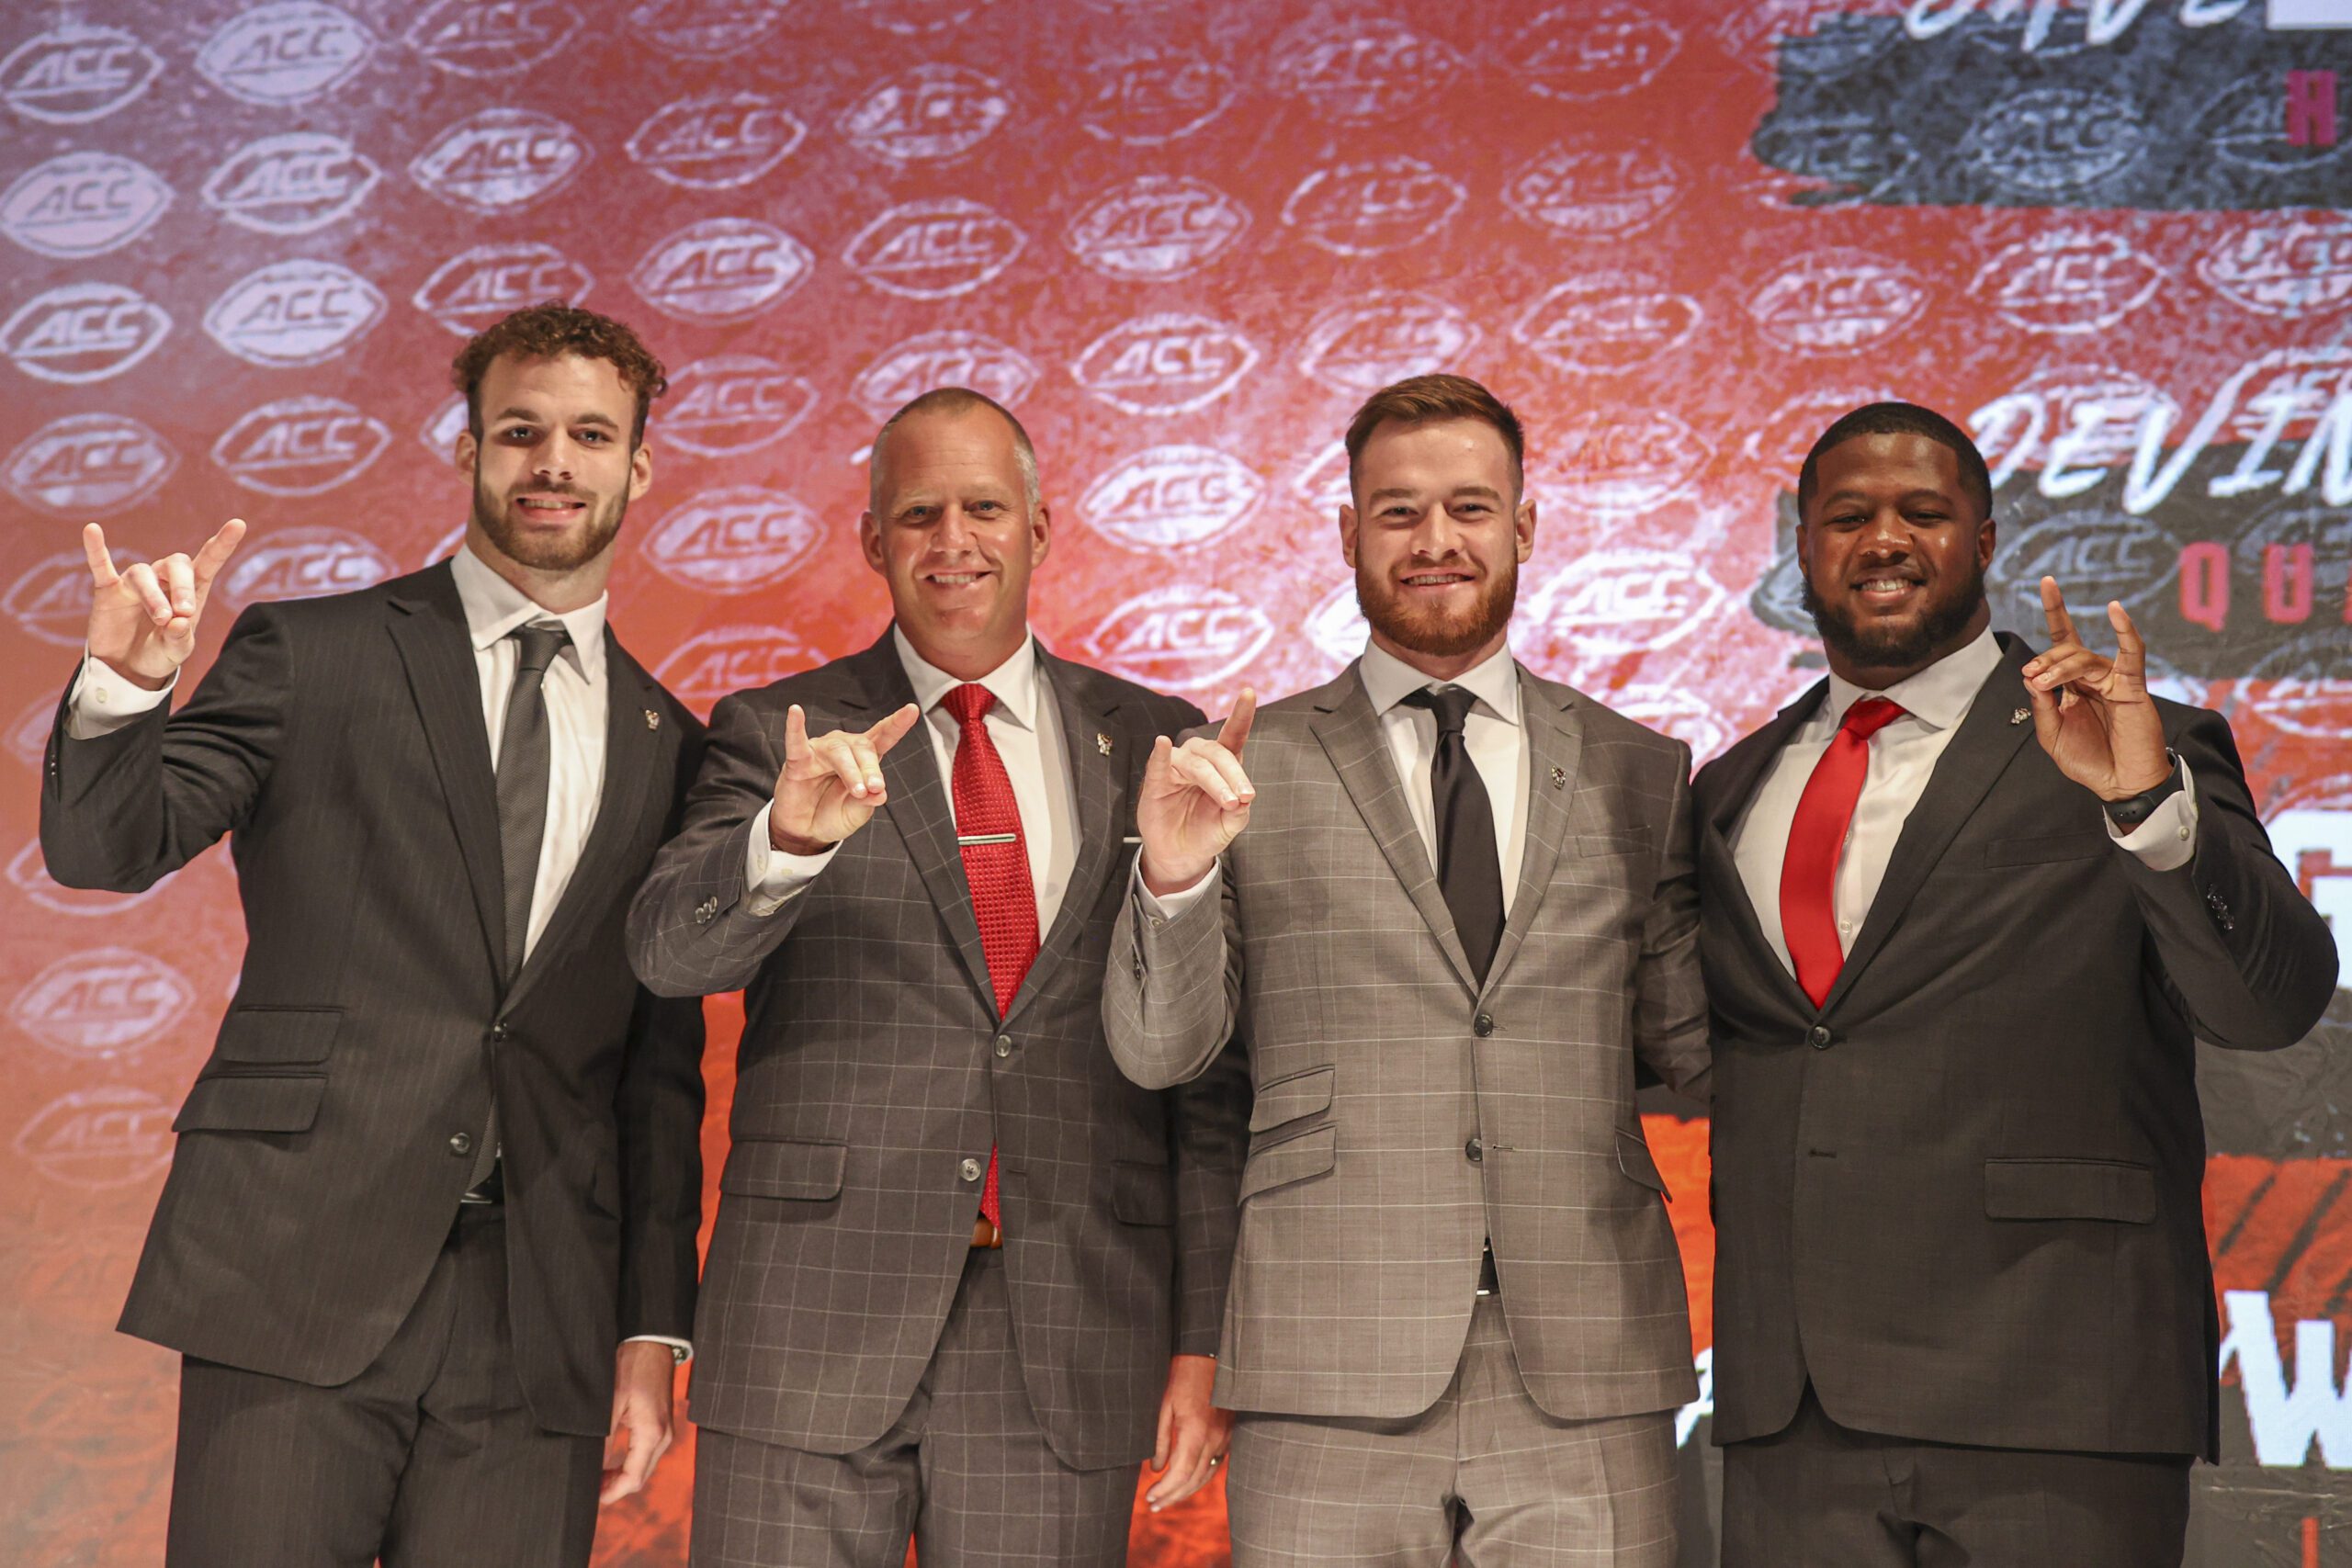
(971, 1214), (1003, 1249)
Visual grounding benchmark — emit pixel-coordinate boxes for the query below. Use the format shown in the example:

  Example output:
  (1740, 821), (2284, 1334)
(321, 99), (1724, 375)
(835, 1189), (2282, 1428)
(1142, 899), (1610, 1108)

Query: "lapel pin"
(1550, 765), (1566, 788)
(1096, 731), (1114, 756)
(645, 709), (661, 731)
(2009, 706), (2030, 726)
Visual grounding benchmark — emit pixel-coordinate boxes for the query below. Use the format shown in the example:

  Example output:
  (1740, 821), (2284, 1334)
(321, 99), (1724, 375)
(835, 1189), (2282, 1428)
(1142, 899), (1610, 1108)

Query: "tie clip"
(956, 832), (1018, 846)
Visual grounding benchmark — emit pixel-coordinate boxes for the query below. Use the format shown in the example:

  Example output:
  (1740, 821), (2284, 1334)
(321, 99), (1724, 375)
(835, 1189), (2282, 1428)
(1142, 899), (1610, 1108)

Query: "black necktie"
(480, 618), (568, 1188)
(1401, 685), (1505, 984)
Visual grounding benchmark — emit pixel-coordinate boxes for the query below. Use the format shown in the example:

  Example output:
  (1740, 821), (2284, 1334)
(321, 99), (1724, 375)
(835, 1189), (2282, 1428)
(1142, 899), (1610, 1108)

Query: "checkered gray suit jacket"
(1103, 660), (1710, 1423)
(628, 631), (1249, 1470)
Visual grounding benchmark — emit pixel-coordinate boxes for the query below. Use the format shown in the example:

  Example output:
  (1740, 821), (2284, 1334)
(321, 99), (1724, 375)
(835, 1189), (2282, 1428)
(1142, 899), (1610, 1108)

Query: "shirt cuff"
(744, 802), (838, 917)
(1134, 856), (1219, 923)
(624, 1334), (692, 1363)
(65, 650), (175, 739)
(2109, 756), (2198, 874)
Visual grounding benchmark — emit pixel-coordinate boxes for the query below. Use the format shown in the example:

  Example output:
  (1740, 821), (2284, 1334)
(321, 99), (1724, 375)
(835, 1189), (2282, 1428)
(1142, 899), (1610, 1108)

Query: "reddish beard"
(1355, 551), (1518, 660)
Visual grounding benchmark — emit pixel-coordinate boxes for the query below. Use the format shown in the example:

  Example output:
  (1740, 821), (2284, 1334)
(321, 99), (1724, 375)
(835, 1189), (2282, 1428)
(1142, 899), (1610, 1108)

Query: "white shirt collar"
(1822, 625), (2001, 734)
(891, 626), (1043, 731)
(1358, 638), (1523, 728)
(449, 541), (606, 682)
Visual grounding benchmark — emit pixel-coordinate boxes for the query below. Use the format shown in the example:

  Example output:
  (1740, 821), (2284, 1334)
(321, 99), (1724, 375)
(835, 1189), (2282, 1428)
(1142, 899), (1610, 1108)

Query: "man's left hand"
(1144, 1353), (1231, 1512)
(601, 1341), (679, 1505)
(2021, 577), (2172, 801)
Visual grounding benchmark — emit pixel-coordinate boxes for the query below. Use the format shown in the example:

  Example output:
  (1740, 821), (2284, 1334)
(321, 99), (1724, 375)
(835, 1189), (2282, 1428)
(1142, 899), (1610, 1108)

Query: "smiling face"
(860, 403), (1048, 680)
(456, 351), (650, 579)
(1798, 431), (1996, 687)
(1341, 415), (1535, 679)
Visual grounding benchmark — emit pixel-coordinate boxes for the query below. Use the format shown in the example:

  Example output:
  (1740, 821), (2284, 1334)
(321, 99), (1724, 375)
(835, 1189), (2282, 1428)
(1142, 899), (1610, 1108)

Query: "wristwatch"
(2103, 750), (2183, 829)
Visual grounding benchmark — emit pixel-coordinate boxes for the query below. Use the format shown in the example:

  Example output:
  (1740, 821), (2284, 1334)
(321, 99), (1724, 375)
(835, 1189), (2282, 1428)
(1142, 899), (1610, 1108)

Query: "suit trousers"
(691, 1247), (1136, 1568)
(165, 1202), (604, 1568)
(1225, 1294), (1679, 1568)
(1719, 1382), (2191, 1568)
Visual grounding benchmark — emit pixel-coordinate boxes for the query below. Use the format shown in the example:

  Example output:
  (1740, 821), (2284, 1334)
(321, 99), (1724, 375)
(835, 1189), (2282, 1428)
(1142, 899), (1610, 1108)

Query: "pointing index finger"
(1216, 686), (1257, 759)
(82, 524), (119, 587)
(2039, 576), (2078, 646)
(784, 703), (809, 763)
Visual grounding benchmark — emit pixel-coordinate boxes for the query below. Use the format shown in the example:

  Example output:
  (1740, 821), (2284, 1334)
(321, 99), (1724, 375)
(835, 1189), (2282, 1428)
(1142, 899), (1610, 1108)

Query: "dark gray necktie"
(1402, 685), (1505, 984)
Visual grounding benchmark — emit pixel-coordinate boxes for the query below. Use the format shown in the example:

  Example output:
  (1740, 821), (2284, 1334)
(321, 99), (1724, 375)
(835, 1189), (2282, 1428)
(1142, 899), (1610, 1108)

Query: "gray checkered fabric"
(1104, 661), (1710, 1423)
(1225, 1296), (1679, 1567)
(628, 633), (1249, 1472)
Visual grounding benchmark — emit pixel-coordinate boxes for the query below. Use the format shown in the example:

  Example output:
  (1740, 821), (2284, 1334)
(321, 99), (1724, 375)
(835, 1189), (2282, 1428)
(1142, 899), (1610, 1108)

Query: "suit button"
(490, 1022), (508, 1041)
(1464, 1137), (1484, 1164)
(448, 1132), (473, 1157)
(1473, 1012), (1495, 1038)
(994, 1035), (1012, 1058)
(1807, 1025), (1833, 1050)
(960, 1157), (982, 1182)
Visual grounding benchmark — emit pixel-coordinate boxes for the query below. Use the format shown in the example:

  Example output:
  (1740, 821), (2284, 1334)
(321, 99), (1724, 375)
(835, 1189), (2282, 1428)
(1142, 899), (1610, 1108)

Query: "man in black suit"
(40, 302), (707, 1567)
(1697, 402), (2338, 1566)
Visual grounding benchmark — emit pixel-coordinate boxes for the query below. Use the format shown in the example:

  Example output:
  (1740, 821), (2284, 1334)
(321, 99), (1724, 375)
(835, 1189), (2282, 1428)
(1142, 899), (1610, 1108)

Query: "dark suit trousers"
(692, 1248), (1135, 1568)
(166, 1203), (603, 1568)
(1720, 1384), (2190, 1568)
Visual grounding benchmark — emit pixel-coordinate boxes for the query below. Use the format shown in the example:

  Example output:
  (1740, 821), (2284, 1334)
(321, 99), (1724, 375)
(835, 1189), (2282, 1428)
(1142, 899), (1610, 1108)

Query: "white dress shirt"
(1729, 626), (2199, 978)
(743, 629), (1079, 930)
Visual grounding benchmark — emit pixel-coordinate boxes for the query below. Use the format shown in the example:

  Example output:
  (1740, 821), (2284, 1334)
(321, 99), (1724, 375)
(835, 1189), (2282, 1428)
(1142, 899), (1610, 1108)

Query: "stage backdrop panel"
(1, 3), (2346, 1563)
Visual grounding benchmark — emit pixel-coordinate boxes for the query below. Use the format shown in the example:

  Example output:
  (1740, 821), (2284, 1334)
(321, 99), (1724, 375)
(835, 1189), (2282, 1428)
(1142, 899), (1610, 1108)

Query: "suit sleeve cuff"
(2108, 757), (2198, 874)
(744, 803), (838, 916)
(624, 1334), (692, 1363)
(1133, 857), (1218, 922)
(66, 650), (174, 740)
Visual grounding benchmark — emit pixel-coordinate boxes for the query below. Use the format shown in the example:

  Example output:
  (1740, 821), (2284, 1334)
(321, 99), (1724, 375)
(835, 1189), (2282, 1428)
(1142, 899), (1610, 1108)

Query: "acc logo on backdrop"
(1282, 158), (1464, 256)
(1514, 276), (1702, 376)
(8, 694), (61, 765)
(655, 626), (822, 716)
(1746, 384), (1898, 478)
(2246, 631), (2352, 739)
(1295, 293), (1479, 393)
(632, 218), (812, 323)
(6, 548), (129, 646)
(641, 488), (824, 593)
(212, 396), (391, 497)
(1304, 580), (1372, 668)
(1293, 443), (1352, 516)
(839, 64), (1010, 161)
(0, 152), (171, 258)
(404, 0), (581, 74)
(11, 948), (193, 1060)
(0, 21), (164, 123)
(628, 92), (805, 188)
(1747, 250), (1928, 355)
(205, 259), (384, 367)
(854, 0), (994, 36)
(411, 107), (591, 211)
(2263, 777), (2352, 987)
(1543, 410), (1711, 513)
(1083, 587), (1273, 692)
(1066, 175), (1249, 282)
(5, 414), (175, 519)
(15, 1087), (176, 1190)
(1959, 88), (2149, 199)
(2200, 74), (2350, 176)
(662, 356), (818, 457)
(6, 840), (172, 919)
(1525, 549), (1726, 658)
(413, 243), (593, 337)
(1, 283), (171, 385)
(202, 131), (380, 235)
(1510, 4), (1680, 100)
(843, 198), (1025, 299)
(1080, 43), (1234, 145)
(1082, 446), (1264, 552)
(1504, 141), (1682, 238)
(196, 1), (374, 107)
(1270, 14), (1458, 119)
(1072, 313), (1258, 417)
(219, 526), (398, 609)
(2198, 216), (2352, 320)
(1611, 684), (1733, 763)
(852, 330), (1036, 420)
(628, 0), (793, 56)
(1985, 510), (2175, 632)
(1968, 231), (2164, 336)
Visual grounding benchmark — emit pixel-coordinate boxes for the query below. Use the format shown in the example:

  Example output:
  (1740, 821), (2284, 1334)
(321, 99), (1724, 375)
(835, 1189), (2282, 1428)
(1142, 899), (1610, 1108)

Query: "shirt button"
(2177, 826), (2189, 841)
(994, 1035), (1012, 1058)
(960, 1157), (982, 1182)
(1807, 1025), (1833, 1050)
(1464, 1138), (1484, 1164)
(491, 1022), (509, 1041)
(1473, 1012), (1495, 1038)
(1837, 919), (1851, 935)
(448, 1132), (474, 1156)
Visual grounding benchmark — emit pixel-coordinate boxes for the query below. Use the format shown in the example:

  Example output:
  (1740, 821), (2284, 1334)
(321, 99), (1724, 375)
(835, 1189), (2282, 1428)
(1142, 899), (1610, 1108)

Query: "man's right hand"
(768, 701), (922, 854)
(83, 519), (247, 692)
(1136, 689), (1256, 897)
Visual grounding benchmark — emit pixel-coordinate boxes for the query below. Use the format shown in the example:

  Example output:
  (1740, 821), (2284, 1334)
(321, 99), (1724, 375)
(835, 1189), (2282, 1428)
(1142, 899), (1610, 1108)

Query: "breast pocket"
(1979, 832), (2109, 868)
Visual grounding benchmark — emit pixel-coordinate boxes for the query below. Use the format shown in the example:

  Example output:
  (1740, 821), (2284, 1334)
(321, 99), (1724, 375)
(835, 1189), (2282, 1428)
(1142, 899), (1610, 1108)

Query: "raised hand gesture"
(768, 701), (923, 854)
(83, 519), (247, 691)
(1136, 688), (1257, 896)
(2020, 576), (2172, 801)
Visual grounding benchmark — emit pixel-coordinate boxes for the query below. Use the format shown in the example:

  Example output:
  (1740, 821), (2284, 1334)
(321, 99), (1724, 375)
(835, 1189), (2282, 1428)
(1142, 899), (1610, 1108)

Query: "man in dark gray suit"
(627, 387), (1249, 1567)
(1698, 401), (2338, 1567)
(40, 302), (707, 1566)
(1106, 374), (1712, 1566)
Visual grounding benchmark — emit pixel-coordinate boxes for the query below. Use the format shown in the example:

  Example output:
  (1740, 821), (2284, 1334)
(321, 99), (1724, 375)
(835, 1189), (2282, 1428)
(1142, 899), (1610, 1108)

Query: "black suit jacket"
(39, 561), (707, 1438)
(628, 633), (1250, 1471)
(1696, 635), (2337, 1461)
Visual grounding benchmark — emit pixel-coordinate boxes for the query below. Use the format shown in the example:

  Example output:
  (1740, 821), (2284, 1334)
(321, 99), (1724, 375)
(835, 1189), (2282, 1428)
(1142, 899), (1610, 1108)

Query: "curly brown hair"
(450, 300), (669, 446)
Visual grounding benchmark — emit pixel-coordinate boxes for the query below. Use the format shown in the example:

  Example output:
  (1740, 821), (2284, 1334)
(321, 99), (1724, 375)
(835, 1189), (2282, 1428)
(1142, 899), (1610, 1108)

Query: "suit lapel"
(1483, 667), (1580, 997)
(1702, 684), (1826, 1011)
(384, 566), (504, 979)
(1002, 652), (1122, 1029)
(1309, 667), (1478, 994)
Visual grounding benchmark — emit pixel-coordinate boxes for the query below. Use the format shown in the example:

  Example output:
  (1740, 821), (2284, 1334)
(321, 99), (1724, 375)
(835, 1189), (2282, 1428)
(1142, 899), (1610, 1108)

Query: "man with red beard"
(1105, 374), (1711, 1566)
(40, 303), (707, 1566)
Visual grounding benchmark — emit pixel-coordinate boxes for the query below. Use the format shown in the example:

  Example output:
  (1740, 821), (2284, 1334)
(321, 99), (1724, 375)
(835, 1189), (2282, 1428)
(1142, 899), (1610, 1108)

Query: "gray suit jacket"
(1696, 635), (2339, 1460)
(628, 632), (1248, 1471)
(1103, 660), (1710, 1422)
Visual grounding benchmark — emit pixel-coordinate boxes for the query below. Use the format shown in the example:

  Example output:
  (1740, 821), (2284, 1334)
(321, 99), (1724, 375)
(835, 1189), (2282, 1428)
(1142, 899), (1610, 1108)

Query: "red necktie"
(1780, 696), (1905, 1008)
(943, 682), (1037, 1230)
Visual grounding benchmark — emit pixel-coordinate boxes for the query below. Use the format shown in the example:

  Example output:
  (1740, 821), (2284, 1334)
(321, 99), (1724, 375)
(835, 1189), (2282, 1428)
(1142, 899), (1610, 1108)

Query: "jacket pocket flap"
(1249, 1065), (1335, 1134)
(1615, 1128), (1670, 1195)
(1577, 829), (1653, 857)
(1111, 1159), (1175, 1225)
(215, 1006), (342, 1065)
(1981, 832), (2109, 867)
(1984, 1158), (2154, 1223)
(174, 1074), (325, 1134)
(1239, 1125), (1337, 1202)
(721, 1139), (847, 1201)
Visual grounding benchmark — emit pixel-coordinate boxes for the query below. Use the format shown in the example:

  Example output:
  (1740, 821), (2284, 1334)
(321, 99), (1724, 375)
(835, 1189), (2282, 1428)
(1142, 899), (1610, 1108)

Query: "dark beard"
(471, 472), (626, 572)
(1356, 552), (1518, 660)
(1803, 558), (1986, 673)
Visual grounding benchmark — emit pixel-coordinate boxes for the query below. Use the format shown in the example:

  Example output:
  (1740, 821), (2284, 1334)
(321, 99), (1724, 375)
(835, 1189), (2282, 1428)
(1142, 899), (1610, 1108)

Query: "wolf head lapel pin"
(1550, 765), (1567, 788)
(2009, 706), (2030, 726)
(1096, 732), (1114, 756)
(646, 709), (661, 731)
